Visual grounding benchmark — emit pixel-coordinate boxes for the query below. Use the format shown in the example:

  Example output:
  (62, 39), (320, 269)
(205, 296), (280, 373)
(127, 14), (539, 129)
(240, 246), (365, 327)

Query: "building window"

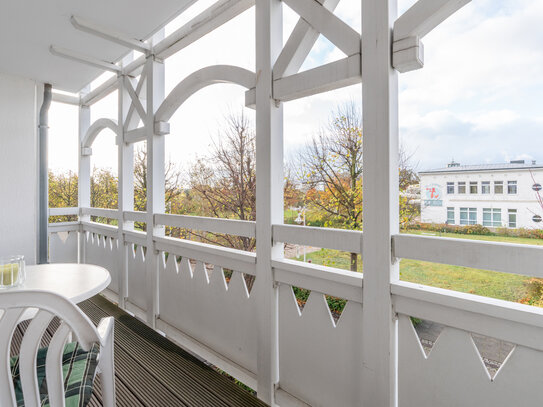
(481, 181), (490, 194)
(483, 208), (502, 227)
(508, 180), (517, 194)
(460, 208), (477, 225)
(533, 183), (542, 192)
(470, 181), (478, 194)
(447, 182), (454, 194)
(447, 207), (455, 224)
(508, 209), (517, 228)
(494, 181), (503, 194)
(458, 182), (466, 194)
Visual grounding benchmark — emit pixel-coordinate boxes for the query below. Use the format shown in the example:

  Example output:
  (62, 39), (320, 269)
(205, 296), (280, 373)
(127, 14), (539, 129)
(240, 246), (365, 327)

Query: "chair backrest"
(0, 290), (102, 407)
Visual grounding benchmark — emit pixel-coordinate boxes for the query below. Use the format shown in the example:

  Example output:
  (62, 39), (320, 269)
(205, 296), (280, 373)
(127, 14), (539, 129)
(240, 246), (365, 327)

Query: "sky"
(48, 0), (543, 176)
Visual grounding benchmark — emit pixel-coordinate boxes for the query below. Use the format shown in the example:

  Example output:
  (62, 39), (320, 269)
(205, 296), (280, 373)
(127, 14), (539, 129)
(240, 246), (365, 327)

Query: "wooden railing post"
(255, 0), (283, 403)
(117, 66), (135, 309)
(145, 32), (166, 328)
(78, 86), (91, 264)
(361, 0), (399, 405)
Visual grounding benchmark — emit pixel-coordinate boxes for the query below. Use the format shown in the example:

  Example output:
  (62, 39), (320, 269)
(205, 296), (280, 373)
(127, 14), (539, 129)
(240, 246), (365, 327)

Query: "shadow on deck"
(12, 295), (268, 407)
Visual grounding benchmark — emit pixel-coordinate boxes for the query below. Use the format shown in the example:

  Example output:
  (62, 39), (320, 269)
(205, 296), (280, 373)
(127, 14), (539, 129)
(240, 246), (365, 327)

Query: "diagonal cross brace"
(274, 0), (341, 78)
(282, 0), (360, 62)
(393, 0), (471, 73)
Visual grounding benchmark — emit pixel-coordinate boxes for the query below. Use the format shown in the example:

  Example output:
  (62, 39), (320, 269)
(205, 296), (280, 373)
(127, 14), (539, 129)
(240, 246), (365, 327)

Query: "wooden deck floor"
(12, 295), (268, 407)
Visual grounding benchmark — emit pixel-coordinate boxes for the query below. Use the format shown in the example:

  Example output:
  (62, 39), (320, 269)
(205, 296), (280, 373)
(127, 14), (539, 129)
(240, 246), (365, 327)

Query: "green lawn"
(293, 231), (542, 304)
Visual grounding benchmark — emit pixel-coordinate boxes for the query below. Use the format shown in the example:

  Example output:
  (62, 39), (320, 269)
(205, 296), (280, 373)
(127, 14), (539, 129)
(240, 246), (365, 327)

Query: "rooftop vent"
(447, 160), (460, 168)
(510, 160), (525, 164)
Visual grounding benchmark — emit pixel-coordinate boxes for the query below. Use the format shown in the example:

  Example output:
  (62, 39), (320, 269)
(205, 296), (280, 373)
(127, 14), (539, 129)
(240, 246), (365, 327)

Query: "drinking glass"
(0, 255), (25, 288)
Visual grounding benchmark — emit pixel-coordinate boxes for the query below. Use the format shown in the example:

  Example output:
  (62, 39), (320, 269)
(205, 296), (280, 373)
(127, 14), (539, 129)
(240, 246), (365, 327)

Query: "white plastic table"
(5, 263), (111, 304)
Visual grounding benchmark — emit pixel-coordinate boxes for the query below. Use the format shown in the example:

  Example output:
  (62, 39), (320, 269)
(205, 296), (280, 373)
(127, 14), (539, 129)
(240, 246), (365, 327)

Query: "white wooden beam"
(273, 54), (361, 101)
(272, 259), (363, 303)
(272, 224), (362, 254)
(82, 118), (119, 149)
(80, 0), (254, 106)
(124, 75), (147, 125)
(70, 15), (151, 53)
(361, 0), (399, 405)
(394, 0), (470, 39)
(51, 92), (80, 105)
(124, 127), (146, 144)
(393, 234), (543, 278)
(154, 0), (255, 59)
(273, 0), (340, 78)
(255, 0), (283, 401)
(392, 0), (471, 72)
(155, 65), (255, 122)
(144, 49), (166, 327)
(245, 54), (361, 107)
(282, 0), (360, 57)
(49, 46), (121, 73)
(155, 213), (256, 238)
(78, 87), (91, 263)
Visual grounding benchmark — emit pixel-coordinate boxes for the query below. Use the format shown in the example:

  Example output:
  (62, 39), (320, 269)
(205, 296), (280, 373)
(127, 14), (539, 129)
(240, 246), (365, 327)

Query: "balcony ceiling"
(0, 0), (193, 93)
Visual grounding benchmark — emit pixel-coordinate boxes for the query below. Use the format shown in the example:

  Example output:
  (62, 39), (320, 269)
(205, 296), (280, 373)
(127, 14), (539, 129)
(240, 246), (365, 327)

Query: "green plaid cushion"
(10, 342), (100, 407)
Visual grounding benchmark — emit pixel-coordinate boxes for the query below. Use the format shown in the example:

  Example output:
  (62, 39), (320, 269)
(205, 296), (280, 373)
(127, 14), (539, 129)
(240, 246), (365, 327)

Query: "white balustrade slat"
(398, 314), (543, 406)
(393, 234), (543, 278)
(278, 284), (363, 406)
(127, 244), (147, 312)
(49, 230), (78, 263)
(154, 236), (256, 275)
(158, 255), (258, 374)
(272, 259), (363, 303)
(84, 233), (120, 293)
(393, 281), (543, 352)
(155, 213), (256, 238)
(272, 224), (362, 254)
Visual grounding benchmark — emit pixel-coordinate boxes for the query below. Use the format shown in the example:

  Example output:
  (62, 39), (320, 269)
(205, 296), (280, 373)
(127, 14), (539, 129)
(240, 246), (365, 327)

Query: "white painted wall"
(420, 168), (543, 229)
(0, 72), (39, 264)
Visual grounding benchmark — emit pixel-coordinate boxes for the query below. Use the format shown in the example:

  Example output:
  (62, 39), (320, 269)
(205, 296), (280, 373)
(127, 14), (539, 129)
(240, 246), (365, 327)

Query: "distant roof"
(420, 162), (543, 174)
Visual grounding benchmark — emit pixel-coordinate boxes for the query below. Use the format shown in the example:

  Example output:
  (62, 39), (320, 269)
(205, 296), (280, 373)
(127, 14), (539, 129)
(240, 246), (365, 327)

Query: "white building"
(420, 160), (543, 229)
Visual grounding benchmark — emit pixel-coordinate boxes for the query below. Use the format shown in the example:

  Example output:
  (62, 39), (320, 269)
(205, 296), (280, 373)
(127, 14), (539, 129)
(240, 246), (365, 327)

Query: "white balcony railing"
(48, 207), (543, 406)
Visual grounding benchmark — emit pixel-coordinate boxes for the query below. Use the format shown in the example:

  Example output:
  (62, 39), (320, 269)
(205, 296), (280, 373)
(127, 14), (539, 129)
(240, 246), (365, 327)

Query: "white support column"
(255, 0), (283, 403)
(361, 0), (399, 405)
(78, 87), (91, 263)
(144, 43), (166, 327)
(117, 73), (135, 308)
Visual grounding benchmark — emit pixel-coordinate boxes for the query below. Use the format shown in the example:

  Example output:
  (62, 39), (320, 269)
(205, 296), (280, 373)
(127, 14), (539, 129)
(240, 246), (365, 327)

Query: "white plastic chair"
(0, 290), (115, 407)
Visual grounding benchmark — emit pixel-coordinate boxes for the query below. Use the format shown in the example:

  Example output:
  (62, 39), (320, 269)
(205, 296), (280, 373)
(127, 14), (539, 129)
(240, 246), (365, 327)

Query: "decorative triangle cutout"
(471, 333), (515, 380)
(324, 294), (346, 324)
(244, 273), (255, 294)
(222, 268), (233, 285)
(292, 286), (311, 313)
(411, 317), (445, 357)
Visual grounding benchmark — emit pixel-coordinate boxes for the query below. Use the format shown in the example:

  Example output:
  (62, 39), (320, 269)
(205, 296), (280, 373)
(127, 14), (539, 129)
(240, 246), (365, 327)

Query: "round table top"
(10, 263), (111, 304)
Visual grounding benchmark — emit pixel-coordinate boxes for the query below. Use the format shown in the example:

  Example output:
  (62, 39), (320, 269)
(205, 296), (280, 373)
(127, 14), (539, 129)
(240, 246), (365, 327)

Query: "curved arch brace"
(82, 118), (119, 149)
(156, 65), (256, 123)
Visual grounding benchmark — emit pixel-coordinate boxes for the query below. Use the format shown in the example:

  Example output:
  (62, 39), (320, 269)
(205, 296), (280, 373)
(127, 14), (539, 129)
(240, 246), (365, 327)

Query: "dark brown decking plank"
(80, 300), (235, 407)
(86, 295), (267, 407)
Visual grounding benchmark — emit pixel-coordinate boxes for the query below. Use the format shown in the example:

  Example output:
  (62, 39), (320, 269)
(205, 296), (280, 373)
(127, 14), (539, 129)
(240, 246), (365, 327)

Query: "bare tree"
(189, 111), (256, 251)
